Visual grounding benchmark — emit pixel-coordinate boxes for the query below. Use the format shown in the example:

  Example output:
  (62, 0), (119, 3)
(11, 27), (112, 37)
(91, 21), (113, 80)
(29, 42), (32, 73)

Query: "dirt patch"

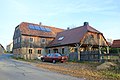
(13, 57), (120, 80)
(36, 62), (106, 80)
(97, 62), (117, 70)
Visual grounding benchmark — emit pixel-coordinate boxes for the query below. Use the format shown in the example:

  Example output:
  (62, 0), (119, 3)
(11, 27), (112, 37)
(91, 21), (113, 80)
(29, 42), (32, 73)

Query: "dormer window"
(58, 36), (64, 41)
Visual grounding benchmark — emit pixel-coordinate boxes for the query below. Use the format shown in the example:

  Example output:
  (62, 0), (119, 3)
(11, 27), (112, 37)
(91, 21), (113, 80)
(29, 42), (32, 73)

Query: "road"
(0, 54), (84, 80)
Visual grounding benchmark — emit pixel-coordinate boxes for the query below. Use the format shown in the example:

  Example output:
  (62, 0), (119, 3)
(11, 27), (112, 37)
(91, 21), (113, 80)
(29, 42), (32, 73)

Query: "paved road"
(0, 54), (84, 80)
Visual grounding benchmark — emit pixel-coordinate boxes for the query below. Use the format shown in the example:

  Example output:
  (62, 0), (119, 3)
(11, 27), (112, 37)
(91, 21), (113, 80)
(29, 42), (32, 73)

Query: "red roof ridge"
(61, 25), (101, 34)
(113, 39), (120, 41)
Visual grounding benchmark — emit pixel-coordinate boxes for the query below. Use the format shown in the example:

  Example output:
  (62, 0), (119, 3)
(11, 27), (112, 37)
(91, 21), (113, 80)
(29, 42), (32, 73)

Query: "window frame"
(29, 49), (32, 54)
(38, 50), (41, 54)
(29, 37), (34, 43)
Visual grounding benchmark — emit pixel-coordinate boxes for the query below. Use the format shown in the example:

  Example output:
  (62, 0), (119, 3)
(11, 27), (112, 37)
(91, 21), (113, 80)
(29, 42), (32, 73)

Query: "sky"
(0, 0), (120, 49)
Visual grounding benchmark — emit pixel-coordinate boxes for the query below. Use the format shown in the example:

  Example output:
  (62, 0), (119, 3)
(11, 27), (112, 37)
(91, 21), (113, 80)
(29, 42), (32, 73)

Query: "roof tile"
(48, 23), (102, 47)
(19, 22), (64, 38)
(111, 39), (120, 48)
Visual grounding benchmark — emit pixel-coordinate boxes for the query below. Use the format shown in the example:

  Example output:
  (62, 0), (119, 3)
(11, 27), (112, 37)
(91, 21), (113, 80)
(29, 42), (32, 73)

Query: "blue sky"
(0, 0), (120, 48)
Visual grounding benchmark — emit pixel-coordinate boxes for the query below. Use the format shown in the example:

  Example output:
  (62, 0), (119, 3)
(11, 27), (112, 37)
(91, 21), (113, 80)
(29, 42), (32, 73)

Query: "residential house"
(13, 22), (63, 59)
(47, 22), (109, 61)
(111, 40), (120, 63)
(112, 39), (120, 48)
(6, 42), (13, 53)
(111, 39), (120, 54)
(0, 44), (5, 54)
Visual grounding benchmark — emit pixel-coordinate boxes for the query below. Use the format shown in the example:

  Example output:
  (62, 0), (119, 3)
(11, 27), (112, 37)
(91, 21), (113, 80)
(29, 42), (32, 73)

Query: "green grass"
(100, 62), (120, 79)
(101, 70), (120, 79)
(103, 56), (119, 59)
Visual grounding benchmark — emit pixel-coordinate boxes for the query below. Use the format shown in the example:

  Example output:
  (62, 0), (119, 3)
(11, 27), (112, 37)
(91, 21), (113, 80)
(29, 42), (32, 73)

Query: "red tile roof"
(48, 22), (103, 47)
(19, 22), (64, 38)
(111, 39), (120, 48)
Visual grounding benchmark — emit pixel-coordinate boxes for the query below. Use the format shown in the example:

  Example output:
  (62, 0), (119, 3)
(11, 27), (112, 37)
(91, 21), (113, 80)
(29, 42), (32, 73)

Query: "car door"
(49, 53), (54, 62)
(44, 54), (51, 61)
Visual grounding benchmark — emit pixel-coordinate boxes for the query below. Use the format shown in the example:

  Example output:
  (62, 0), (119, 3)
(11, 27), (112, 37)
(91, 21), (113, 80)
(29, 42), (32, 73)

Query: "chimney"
(67, 27), (70, 30)
(84, 22), (89, 26)
(39, 22), (42, 26)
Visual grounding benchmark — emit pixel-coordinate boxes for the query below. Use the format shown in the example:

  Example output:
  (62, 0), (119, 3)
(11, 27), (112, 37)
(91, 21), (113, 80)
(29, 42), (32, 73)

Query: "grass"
(99, 62), (120, 80)
(103, 56), (119, 60)
(101, 70), (120, 80)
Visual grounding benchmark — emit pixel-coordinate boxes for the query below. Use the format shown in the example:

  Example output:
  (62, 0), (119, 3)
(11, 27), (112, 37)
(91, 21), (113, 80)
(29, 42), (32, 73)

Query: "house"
(0, 44), (5, 54)
(47, 22), (109, 61)
(111, 39), (120, 48)
(13, 22), (64, 59)
(111, 39), (120, 56)
(6, 42), (13, 53)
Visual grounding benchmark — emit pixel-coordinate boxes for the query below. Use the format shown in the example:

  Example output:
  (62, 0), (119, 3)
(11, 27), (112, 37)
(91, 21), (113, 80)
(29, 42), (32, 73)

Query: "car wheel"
(52, 60), (56, 64)
(42, 59), (45, 62)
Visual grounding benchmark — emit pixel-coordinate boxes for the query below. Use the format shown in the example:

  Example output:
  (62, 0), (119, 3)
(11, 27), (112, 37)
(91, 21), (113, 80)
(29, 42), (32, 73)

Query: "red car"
(41, 53), (68, 63)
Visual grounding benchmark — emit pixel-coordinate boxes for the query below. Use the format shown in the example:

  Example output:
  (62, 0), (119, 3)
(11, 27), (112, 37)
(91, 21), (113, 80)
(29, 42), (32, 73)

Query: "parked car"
(41, 53), (68, 63)
(37, 55), (43, 60)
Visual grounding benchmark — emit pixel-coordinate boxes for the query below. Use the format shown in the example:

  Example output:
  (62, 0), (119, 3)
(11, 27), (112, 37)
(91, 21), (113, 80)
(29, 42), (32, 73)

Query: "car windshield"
(47, 54), (51, 57)
(54, 53), (61, 57)
(50, 53), (54, 57)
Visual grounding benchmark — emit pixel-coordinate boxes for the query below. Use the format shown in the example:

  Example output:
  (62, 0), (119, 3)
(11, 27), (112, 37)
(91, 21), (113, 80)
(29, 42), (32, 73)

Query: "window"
(55, 53), (61, 57)
(53, 49), (58, 53)
(29, 38), (33, 42)
(14, 38), (17, 44)
(58, 36), (64, 40)
(62, 48), (64, 54)
(38, 50), (41, 54)
(41, 38), (46, 44)
(48, 50), (51, 53)
(18, 37), (20, 43)
(15, 39), (17, 44)
(29, 49), (32, 54)
(47, 54), (51, 57)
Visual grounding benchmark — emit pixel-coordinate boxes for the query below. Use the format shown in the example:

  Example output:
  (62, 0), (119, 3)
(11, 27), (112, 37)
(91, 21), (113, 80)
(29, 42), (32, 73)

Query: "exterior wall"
(13, 47), (46, 59)
(47, 46), (70, 55)
(81, 32), (108, 46)
(6, 42), (13, 53)
(13, 35), (54, 59)
(0, 46), (4, 54)
(21, 35), (54, 48)
(13, 26), (21, 49)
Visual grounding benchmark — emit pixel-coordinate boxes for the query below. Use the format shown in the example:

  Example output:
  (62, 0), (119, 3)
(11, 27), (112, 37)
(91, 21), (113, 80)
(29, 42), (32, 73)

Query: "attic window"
(58, 36), (64, 41)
